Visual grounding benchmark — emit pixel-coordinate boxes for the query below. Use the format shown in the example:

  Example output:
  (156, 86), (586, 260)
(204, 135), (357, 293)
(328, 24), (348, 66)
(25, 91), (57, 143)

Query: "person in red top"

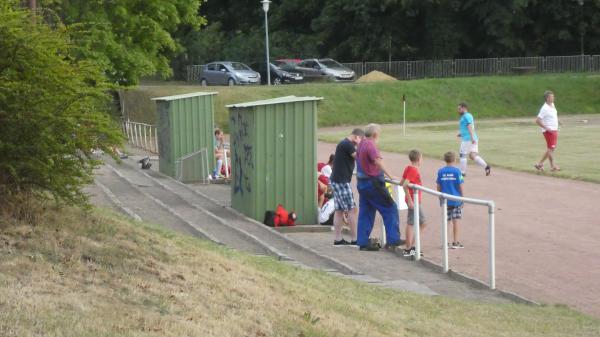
(400, 149), (428, 257)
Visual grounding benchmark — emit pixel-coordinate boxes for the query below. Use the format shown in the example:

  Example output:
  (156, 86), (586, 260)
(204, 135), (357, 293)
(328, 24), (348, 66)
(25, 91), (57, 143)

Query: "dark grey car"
(200, 62), (261, 86)
(295, 58), (356, 82)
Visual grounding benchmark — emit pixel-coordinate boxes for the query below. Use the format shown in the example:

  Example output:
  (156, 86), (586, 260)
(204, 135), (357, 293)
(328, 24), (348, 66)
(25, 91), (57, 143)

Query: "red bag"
(274, 204), (296, 227)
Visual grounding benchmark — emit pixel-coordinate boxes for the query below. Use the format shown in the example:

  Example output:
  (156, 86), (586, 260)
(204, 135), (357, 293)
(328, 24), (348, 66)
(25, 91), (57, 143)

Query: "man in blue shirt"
(437, 151), (465, 249)
(457, 102), (491, 176)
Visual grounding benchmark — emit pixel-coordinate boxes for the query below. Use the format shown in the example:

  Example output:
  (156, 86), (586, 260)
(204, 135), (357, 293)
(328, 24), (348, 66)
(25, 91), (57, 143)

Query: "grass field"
(1, 202), (600, 336)
(319, 114), (600, 183)
(123, 73), (600, 131)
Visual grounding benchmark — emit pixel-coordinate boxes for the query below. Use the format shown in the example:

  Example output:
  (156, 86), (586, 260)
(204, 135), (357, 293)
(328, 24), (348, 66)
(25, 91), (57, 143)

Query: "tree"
(0, 5), (122, 206)
(39, 0), (205, 85)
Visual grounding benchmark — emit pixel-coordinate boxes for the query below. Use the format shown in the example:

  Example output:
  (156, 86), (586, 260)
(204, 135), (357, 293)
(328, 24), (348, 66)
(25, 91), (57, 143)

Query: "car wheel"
(273, 77), (282, 85)
(201, 79), (208, 86)
(228, 78), (235, 86)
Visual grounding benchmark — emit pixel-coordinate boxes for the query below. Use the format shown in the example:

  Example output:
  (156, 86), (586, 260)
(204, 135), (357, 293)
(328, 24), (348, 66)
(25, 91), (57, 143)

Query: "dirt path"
(318, 140), (600, 318)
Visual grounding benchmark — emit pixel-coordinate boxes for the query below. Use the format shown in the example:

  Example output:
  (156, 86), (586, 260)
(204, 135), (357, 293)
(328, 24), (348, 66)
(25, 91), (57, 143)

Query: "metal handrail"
(385, 178), (496, 289)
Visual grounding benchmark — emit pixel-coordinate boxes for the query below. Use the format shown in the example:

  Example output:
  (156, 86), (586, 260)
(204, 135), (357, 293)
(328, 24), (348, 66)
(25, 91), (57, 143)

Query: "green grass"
(123, 73), (600, 131)
(1, 201), (600, 336)
(320, 114), (600, 183)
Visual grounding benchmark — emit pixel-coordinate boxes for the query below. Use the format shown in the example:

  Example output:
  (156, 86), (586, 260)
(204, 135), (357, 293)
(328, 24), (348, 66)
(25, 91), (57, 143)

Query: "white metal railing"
(384, 178), (496, 290)
(175, 148), (210, 183)
(122, 119), (159, 154)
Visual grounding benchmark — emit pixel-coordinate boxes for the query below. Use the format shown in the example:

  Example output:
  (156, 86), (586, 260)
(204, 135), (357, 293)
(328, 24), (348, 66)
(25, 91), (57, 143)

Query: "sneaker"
(405, 247), (424, 257)
(485, 165), (491, 176)
(384, 239), (406, 249)
(451, 242), (464, 249)
(350, 240), (357, 246)
(534, 163), (544, 172)
(333, 239), (350, 246)
(359, 245), (380, 251)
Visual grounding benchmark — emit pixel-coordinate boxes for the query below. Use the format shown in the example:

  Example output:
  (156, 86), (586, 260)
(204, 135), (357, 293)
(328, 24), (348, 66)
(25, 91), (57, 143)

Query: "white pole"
(263, 4), (271, 86)
(414, 188), (421, 261)
(403, 94), (406, 136)
(143, 125), (148, 151)
(442, 198), (449, 273)
(154, 127), (159, 154)
(489, 203), (496, 289)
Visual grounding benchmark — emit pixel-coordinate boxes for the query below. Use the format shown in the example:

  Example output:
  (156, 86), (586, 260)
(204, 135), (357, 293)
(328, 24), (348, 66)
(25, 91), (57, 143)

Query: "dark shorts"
(543, 130), (558, 149)
(447, 205), (463, 220)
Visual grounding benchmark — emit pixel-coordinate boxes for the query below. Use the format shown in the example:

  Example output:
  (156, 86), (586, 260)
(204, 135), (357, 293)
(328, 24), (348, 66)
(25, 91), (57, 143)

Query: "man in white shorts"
(534, 91), (560, 172)
(457, 102), (490, 177)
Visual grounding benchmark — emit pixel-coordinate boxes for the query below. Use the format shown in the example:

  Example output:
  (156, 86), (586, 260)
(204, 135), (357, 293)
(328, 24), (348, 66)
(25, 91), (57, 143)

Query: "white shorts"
(460, 141), (479, 155)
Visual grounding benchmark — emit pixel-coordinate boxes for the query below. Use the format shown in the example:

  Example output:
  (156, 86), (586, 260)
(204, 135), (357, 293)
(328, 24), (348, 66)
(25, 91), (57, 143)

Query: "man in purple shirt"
(355, 124), (404, 251)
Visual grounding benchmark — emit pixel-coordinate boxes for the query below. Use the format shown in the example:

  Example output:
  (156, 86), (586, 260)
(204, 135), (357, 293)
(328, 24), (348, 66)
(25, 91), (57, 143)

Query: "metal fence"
(122, 119), (159, 154)
(383, 179), (497, 290)
(343, 55), (600, 80)
(175, 148), (210, 183)
(186, 65), (204, 83)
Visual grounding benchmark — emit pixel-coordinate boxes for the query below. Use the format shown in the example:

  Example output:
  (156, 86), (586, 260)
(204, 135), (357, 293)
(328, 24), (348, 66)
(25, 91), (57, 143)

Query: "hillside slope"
(123, 74), (600, 130)
(1, 204), (599, 336)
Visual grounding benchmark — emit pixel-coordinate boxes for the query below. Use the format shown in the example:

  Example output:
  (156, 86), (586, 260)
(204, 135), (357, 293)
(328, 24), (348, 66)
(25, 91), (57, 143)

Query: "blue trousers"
(356, 179), (401, 247)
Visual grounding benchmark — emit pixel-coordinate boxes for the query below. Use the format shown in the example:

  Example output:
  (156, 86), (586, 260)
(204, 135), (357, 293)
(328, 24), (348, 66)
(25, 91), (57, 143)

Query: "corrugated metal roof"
(226, 95), (323, 108)
(151, 92), (218, 101)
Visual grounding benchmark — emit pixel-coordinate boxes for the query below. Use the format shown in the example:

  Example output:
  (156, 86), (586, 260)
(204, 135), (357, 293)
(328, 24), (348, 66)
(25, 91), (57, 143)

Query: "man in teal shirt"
(457, 102), (491, 176)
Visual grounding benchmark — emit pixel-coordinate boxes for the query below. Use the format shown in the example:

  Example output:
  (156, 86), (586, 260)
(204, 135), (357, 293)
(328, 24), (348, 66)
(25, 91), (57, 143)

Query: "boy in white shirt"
(535, 91), (561, 172)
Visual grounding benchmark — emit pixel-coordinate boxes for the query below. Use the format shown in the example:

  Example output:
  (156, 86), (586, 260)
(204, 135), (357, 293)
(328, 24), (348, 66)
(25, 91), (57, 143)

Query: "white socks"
(474, 155), (488, 168)
(460, 155), (488, 174)
(459, 157), (468, 174)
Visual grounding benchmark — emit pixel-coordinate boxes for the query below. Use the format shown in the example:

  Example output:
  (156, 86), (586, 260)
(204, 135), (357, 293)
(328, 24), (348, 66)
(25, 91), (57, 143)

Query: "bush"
(0, 6), (121, 207)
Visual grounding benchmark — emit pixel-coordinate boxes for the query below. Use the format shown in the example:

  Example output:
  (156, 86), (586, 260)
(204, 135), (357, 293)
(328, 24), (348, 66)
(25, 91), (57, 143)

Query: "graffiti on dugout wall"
(231, 112), (253, 195)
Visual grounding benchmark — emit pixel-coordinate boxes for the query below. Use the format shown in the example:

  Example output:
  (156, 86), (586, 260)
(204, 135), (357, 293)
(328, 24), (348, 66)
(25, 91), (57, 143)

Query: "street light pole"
(261, 0), (272, 86)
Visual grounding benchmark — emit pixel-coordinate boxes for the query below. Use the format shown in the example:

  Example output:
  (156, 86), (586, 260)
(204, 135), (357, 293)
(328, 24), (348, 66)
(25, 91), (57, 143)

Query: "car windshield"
(229, 62), (251, 71)
(319, 59), (343, 68)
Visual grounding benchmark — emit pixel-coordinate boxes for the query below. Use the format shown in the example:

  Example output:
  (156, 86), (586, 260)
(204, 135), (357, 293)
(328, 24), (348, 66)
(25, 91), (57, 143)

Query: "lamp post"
(261, 0), (272, 86)
(578, 0), (584, 56)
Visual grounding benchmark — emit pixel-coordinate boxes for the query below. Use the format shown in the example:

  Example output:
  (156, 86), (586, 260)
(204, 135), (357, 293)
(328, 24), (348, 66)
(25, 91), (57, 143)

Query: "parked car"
(294, 58), (356, 82)
(199, 62), (260, 86)
(274, 59), (302, 72)
(254, 62), (303, 85)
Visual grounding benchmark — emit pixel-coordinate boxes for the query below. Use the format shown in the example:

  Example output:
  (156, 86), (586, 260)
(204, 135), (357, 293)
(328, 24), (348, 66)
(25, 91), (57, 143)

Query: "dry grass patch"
(1, 203), (599, 336)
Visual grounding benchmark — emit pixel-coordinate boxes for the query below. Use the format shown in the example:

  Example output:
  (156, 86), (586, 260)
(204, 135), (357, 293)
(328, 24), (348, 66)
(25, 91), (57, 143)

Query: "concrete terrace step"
(101, 162), (273, 257)
(102, 156), (358, 274)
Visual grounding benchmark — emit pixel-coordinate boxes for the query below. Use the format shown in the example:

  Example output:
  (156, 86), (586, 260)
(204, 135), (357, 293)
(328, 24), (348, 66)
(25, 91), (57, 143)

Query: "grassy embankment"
(1, 203), (599, 336)
(124, 73), (600, 131)
(320, 115), (600, 183)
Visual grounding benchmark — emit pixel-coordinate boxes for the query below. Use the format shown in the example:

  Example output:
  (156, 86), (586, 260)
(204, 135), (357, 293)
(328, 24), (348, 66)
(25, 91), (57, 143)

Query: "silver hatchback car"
(200, 62), (261, 86)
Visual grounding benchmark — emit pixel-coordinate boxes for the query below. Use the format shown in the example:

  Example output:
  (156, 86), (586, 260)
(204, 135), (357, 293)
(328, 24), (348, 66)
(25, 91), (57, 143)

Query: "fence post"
(143, 125), (148, 151)
(442, 198), (449, 273)
(489, 202), (496, 290)
(154, 127), (159, 154)
(414, 189), (421, 260)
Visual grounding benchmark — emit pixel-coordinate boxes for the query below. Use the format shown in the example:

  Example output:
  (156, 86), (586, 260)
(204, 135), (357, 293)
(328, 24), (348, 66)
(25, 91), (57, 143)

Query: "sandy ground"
(318, 140), (600, 318)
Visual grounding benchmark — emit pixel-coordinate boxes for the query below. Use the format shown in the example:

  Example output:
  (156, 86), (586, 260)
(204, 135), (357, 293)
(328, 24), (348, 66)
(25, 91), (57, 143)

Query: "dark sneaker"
(333, 239), (350, 246)
(350, 240), (358, 246)
(451, 242), (464, 249)
(403, 248), (415, 257)
(485, 165), (491, 176)
(384, 239), (406, 249)
(359, 245), (380, 251)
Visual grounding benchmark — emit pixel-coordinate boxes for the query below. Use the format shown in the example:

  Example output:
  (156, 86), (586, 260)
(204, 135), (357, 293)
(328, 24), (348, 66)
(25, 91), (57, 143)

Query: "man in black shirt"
(330, 128), (365, 245)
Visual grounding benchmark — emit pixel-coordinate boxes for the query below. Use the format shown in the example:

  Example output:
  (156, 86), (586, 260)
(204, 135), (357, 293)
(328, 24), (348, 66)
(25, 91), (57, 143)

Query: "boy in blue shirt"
(436, 151), (465, 249)
(457, 102), (491, 177)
